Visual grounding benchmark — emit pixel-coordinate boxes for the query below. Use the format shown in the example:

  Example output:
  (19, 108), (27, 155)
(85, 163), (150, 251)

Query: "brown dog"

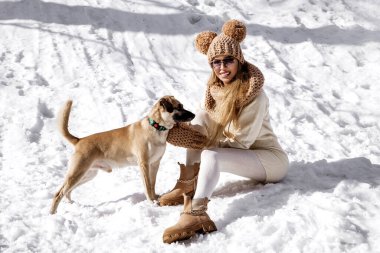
(50, 96), (195, 214)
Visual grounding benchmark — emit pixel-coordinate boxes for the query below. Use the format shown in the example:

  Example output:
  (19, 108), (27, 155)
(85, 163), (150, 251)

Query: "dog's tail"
(58, 100), (80, 145)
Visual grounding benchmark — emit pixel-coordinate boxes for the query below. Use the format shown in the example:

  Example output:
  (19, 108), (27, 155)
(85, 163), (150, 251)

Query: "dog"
(50, 96), (195, 214)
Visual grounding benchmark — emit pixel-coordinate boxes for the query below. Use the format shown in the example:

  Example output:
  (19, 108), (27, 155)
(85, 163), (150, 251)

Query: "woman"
(160, 20), (289, 243)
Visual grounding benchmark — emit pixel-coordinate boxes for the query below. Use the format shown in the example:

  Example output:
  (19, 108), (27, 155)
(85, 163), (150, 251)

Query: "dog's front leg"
(148, 160), (160, 200)
(137, 153), (157, 202)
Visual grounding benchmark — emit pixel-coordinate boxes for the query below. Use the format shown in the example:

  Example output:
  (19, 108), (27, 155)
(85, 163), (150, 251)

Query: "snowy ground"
(1, 0), (380, 252)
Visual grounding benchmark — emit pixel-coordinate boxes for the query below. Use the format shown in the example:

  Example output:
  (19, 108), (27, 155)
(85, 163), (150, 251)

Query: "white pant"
(185, 109), (287, 199)
(187, 148), (266, 199)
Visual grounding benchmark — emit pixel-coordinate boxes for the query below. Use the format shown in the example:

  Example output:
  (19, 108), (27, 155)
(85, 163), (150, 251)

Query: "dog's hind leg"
(65, 169), (99, 203)
(64, 160), (110, 203)
(50, 153), (94, 214)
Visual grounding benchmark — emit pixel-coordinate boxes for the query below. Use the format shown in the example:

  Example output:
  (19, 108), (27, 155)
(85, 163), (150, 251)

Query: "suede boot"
(159, 163), (200, 206)
(163, 194), (217, 243)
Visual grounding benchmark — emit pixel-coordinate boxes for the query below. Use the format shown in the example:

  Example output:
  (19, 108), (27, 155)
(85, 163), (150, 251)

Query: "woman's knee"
(200, 149), (220, 167)
(198, 149), (221, 181)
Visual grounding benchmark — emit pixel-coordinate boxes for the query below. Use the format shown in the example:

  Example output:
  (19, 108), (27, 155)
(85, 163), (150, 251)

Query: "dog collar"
(148, 118), (168, 131)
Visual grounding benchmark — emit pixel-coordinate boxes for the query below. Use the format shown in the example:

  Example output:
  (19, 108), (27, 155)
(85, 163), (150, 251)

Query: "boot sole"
(163, 220), (217, 244)
(159, 191), (194, 206)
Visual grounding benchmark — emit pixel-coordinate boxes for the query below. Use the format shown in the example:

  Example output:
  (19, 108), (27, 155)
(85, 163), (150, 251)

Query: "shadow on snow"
(0, 0), (379, 44)
(214, 157), (380, 229)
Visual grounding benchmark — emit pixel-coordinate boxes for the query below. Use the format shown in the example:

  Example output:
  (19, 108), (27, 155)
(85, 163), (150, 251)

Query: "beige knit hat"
(195, 19), (247, 64)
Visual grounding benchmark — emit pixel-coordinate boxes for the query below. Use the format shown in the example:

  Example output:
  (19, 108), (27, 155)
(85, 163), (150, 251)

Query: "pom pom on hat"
(195, 31), (217, 55)
(222, 19), (246, 43)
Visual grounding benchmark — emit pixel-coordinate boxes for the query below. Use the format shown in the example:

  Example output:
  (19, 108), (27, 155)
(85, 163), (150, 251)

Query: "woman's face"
(211, 55), (239, 84)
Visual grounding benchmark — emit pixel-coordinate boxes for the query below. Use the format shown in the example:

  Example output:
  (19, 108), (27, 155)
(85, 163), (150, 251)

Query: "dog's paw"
(65, 196), (74, 204)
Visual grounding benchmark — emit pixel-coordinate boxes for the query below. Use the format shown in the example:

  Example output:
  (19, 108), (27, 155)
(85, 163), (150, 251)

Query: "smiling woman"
(162, 19), (289, 243)
(0, 0), (379, 251)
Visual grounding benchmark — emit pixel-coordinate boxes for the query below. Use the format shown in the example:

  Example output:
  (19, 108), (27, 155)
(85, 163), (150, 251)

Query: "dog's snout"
(173, 110), (195, 122)
(186, 111), (195, 120)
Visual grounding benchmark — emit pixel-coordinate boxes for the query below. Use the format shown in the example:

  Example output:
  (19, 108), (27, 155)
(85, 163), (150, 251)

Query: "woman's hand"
(167, 123), (208, 150)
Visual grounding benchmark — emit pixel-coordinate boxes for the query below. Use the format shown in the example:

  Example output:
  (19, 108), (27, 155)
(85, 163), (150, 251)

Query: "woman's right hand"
(167, 123), (208, 150)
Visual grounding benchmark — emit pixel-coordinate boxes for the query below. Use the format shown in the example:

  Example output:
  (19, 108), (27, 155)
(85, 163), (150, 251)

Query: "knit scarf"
(204, 61), (264, 113)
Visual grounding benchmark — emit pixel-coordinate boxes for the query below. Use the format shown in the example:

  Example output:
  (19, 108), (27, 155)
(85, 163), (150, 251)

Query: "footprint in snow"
(205, 0), (215, 6)
(30, 73), (50, 87)
(15, 51), (24, 63)
(25, 101), (54, 143)
(0, 52), (6, 62)
(187, 0), (199, 6)
(5, 72), (14, 79)
(188, 14), (202, 24)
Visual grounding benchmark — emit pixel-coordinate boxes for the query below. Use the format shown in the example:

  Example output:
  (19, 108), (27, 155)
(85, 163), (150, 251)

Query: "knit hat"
(195, 19), (246, 64)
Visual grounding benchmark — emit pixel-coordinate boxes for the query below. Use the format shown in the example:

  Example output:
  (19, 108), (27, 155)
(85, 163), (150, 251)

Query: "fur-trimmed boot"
(159, 163), (200, 206)
(163, 194), (217, 243)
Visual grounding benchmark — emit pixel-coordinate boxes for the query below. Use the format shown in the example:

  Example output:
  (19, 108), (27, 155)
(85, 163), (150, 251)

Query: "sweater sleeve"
(219, 91), (268, 149)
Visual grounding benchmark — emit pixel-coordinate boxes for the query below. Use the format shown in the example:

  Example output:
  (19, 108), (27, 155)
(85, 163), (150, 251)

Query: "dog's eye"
(177, 104), (183, 110)
(160, 99), (174, 113)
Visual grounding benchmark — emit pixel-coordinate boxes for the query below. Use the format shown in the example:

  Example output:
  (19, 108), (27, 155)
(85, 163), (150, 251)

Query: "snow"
(1, 0), (380, 252)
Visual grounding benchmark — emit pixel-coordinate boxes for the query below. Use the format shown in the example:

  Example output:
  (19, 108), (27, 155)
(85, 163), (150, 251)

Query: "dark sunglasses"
(211, 57), (236, 69)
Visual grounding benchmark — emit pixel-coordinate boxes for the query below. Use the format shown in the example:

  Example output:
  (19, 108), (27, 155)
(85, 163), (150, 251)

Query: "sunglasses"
(211, 57), (236, 69)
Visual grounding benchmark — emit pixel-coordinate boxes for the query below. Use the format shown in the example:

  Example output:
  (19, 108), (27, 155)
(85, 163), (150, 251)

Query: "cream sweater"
(216, 91), (289, 182)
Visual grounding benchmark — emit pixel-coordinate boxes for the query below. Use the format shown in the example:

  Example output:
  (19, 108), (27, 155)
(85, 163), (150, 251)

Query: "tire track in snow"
(86, 8), (137, 122)
(0, 121), (4, 160)
(222, 0), (250, 20)
(89, 28), (136, 124)
(65, 25), (132, 126)
(0, 51), (12, 86)
(305, 39), (380, 159)
(51, 35), (65, 73)
(264, 38), (297, 84)
(78, 33), (96, 69)
(260, 35), (342, 160)
(0, 52), (6, 63)
(145, 34), (180, 95)
(32, 0), (135, 125)
(120, 39), (135, 77)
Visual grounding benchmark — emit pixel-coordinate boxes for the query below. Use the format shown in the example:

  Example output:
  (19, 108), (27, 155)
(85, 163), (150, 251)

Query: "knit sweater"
(217, 90), (280, 150)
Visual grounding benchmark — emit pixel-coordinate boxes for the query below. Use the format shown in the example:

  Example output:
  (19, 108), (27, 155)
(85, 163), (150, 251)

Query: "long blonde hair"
(207, 62), (250, 146)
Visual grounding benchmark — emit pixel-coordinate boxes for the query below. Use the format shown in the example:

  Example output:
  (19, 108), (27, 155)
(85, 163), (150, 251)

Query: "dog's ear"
(159, 98), (174, 113)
